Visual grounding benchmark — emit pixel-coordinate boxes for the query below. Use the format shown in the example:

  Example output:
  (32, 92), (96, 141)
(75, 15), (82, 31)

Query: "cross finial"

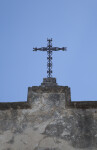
(33, 39), (67, 78)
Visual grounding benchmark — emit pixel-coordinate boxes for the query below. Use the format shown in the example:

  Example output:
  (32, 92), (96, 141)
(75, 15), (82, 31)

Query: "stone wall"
(0, 86), (97, 150)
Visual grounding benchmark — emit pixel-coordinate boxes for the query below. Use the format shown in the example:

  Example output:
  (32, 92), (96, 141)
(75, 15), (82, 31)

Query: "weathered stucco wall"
(0, 86), (97, 150)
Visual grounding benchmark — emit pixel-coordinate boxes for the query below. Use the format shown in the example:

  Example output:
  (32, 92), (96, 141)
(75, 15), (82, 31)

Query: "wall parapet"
(0, 102), (31, 110)
(0, 86), (97, 110)
(66, 101), (97, 109)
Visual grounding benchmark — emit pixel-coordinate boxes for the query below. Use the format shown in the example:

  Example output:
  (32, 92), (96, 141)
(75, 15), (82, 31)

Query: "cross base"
(41, 78), (57, 87)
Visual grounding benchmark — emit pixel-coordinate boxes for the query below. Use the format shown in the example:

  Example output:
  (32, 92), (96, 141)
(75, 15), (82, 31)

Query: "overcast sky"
(0, 0), (97, 102)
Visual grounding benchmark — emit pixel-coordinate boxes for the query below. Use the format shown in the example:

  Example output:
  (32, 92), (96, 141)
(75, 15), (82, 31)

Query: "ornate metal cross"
(33, 38), (66, 78)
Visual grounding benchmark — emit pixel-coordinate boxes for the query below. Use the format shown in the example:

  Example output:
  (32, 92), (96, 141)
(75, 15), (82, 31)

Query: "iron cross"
(33, 38), (67, 78)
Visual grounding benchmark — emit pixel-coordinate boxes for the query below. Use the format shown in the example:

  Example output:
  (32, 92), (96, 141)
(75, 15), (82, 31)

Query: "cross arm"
(33, 47), (67, 51)
(51, 47), (67, 51)
(33, 47), (48, 51)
